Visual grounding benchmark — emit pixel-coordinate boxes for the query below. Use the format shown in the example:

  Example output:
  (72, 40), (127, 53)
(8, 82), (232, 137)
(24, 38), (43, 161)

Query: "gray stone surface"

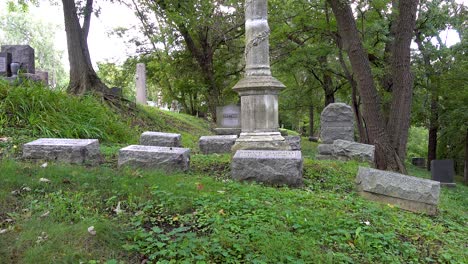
(232, 150), (303, 187)
(285, 136), (301, 151)
(199, 135), (237, 154)
(0, 52), (11, 76)
(118, 145), (190, 172)
(1, 45), (35, 73)
(332, 140), (375, 162)
(23, 138), (100, 165)
(214, 128), (241, 136)
(140, 132), (181, 147)
(356, 167), (440, 215)
(216, 104), (241, 128)
(318, 144), (333, 155)
(431, 159), (456, 187)
(320, 103), (354, 144)
(231, 132), (291, 152)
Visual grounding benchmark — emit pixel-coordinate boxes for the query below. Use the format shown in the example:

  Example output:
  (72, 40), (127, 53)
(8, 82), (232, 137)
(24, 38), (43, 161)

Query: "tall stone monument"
(136, 63), (147, 105)
(231, 0), (290, 151)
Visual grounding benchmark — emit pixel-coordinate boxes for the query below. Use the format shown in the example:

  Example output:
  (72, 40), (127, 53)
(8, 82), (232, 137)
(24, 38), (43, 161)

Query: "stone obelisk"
(232, 0), (290, 151)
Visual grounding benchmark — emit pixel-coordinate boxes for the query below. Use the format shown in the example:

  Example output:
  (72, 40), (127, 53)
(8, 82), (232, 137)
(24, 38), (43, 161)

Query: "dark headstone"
(0, 52), (12, 77)
(1, 45), (35, 74)
(412, 157), (426, 168)
(431, 159), (456, 187)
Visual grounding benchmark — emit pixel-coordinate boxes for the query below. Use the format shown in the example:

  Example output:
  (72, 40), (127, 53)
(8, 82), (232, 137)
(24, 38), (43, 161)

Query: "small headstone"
(232, 150), (303, 187)
(22, 138), (100, 165)
(136, 63), (147, 105)
(431, 159), (456, 187)
(118, 145), (190, 172)
(331, 140), (375, 163)
(356, 167), (440, 215)
(35, 71), (49, 85)
(320, 103), (354, 144)
(411, 157), (426, 168)
(140, 131), (182, 147)
(216, 104), (241, 129)
(284, 136), (301, 151)
(199, 135), (237, 154)
(0, 52), (12, 77)
(1, 45), (35, 74)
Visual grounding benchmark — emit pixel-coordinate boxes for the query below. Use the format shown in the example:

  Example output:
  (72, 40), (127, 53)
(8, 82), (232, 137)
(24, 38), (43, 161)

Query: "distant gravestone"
(215, 104), (241, 135)
(22, 138), (100, 165)
(431, 159), (456, 187)
(232, 150), (303, 187)
(118, 145), (190, 172)
(0, 52), (12, 77)
(412, 157), (426, 168)
(1, 45), (35, 74)
(140, 131), (182, 147)
(320, 103), (354, 144)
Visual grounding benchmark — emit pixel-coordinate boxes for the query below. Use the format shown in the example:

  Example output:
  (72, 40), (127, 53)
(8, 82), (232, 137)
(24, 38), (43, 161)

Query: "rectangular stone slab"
(199, 135), (237, 154)
(431, 159), (456, 186)
(232, 150), (303, 187)
(23, 138), (100, 165)
(356, 167), (440, 215)
(118, 145), (190, 172)
(140, 131), (181, 147)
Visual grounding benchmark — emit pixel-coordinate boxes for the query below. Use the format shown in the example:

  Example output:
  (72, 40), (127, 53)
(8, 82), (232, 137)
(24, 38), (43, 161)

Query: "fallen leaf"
(217, 190), (225, 194)
(40, 162), (48, 168)
(0, 229), (7, 234)
(196, 183), (204, 190)
(22, 187), (31, 192)
(113, 202), (124, 215)
(39, 178), (51, 183)
(40, 211), (50, 218)
(88, 226), (96, 236)
(218, 209), (225, 215)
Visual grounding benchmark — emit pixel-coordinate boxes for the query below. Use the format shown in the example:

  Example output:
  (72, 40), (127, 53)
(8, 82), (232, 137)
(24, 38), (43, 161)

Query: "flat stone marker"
(140, 131), (182, 147)
(199, 135), (237, 154)
(332, 140), (375, 162)
(356, 167), (440, 215)
(232, 150), (303, 187)
(23, 138), (100, 165)
(284, 136), (301, 151)
(118, 145), (190, 172)
(431, 159), (456, 187)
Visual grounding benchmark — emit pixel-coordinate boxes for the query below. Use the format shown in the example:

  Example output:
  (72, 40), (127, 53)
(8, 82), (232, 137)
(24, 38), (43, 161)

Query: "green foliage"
(407, 126), (429, 160)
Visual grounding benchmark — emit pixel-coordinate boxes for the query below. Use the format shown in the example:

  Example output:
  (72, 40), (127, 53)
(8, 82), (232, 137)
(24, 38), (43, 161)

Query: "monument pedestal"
(232, 132), (291, 152)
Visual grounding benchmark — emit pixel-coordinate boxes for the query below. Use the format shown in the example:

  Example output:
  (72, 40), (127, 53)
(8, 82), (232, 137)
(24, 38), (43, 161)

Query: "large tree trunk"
(328, 0), (405, 173)
(386, 0), (419, 162)
(62, 0), (108, 95)
(309, 105), (314, 138)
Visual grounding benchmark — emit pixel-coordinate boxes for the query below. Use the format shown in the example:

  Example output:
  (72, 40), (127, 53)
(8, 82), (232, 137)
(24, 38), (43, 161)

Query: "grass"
(0, 146), (466, 263)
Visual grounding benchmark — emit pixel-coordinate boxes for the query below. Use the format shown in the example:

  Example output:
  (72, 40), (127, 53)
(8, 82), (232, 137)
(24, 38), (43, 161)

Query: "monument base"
(231, 132), (292, 152)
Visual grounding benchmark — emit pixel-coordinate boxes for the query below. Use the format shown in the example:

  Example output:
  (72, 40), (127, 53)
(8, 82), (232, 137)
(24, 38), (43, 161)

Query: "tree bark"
(465, 129), (468, 185)
(328, 0), (405, 173)
(309, 105), (314, 138)
(386, 0), (419, 162)
(62, 0), (108, 95)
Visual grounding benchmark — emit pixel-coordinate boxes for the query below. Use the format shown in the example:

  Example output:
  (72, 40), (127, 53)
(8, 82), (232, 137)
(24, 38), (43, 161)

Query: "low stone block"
(285, 136), (301, 151)
(199, 135), (237, 154)
(232, 150), (303, 187)
(140, 131), (181, 147)
(214, 128), (241, 136)
(23, 138), (100, 165)
(118, 145), (190, 172)
(332, 140), (375, 162)
(356, 167), (440, 215)
(318, 144), (333, 155)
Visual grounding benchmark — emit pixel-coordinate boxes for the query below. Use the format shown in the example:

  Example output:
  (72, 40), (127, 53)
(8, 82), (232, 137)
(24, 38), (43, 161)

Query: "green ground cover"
(0, 82), (466, 263)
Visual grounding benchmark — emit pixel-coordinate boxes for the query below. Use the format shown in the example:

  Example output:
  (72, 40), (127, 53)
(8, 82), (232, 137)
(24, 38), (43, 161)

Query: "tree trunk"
(465, 129), (468, 185)
(328, 0), (405, 173)
(62, 0), (108, 95)
(427, 96), (438, 170)
(309, 105), (314, 137)
(386, 0), (419, 162)
(318, 56), (335, 107)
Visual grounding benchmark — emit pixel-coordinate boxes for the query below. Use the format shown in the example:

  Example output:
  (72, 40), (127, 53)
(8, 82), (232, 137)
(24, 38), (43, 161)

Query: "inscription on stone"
(0, 57), (6, 72)
(236, 150), (301, 159)
(216, 104), (241, 128)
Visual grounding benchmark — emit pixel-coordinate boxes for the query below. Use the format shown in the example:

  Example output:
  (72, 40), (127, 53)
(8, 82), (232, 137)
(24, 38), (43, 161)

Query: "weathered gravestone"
(331, 140), (375, 163)
(232, 150), (303, 187)
(284, 136), (301, 151)
(356, 167), (440, 215)
(215, 104), (241, 136)
(0, 52), (12, 77)
(136, 63), (147, 105)
(118, 145), (190, 172)
(320, 103), (354, 144)
(199, 135), (237, 154)
(140, 131), (182, 147)
(1, 45), (35, 74)
(23, 138), (100, 165)
(431, 159), (456, 187)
